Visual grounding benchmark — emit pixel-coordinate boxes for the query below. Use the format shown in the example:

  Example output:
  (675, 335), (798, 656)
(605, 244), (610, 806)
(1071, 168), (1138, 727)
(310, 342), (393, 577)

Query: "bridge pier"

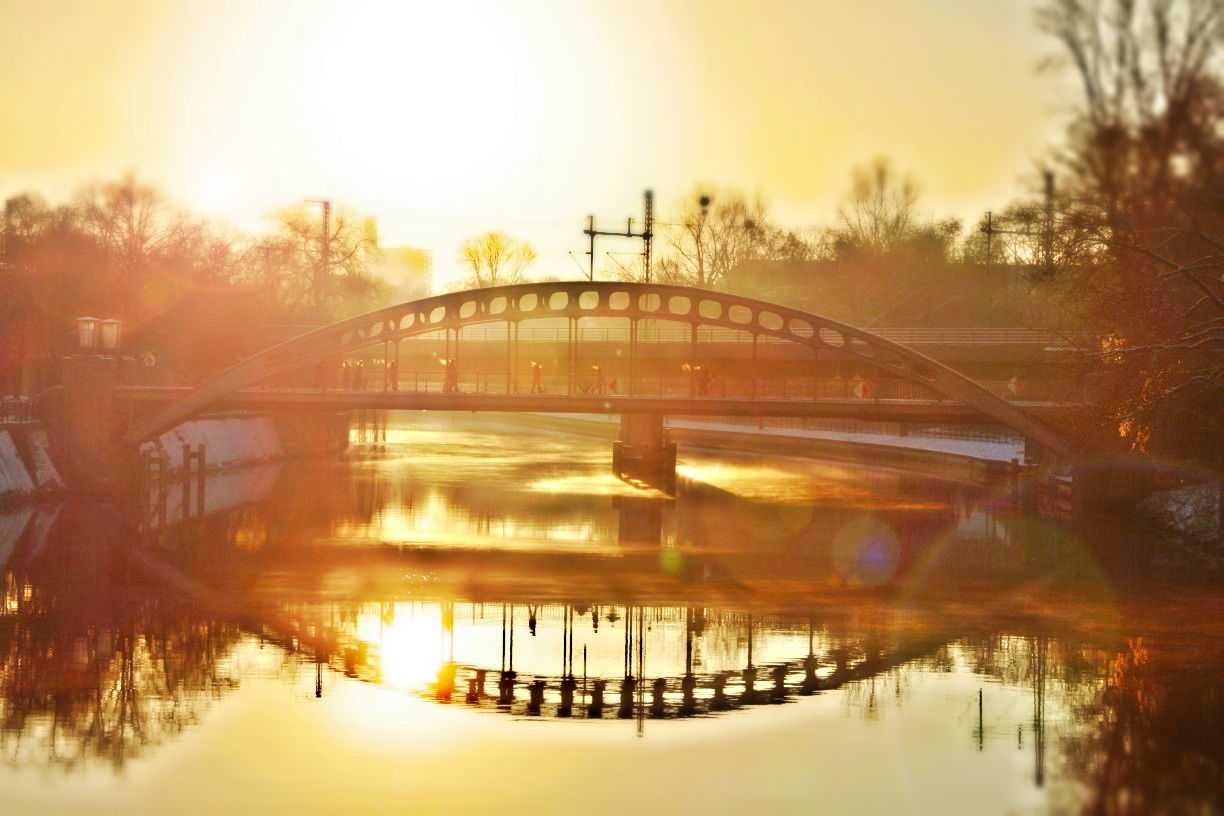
(62, 355), (123, 492)
(613, 414), (677, 493)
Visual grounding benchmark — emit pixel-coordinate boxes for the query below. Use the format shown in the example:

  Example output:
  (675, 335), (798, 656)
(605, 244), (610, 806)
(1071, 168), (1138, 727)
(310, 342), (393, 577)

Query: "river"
(0, 414), (1220, 814)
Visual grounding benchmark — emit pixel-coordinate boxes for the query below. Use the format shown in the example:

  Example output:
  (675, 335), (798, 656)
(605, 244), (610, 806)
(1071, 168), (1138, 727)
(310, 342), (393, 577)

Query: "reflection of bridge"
(119, 283), (1079, 463)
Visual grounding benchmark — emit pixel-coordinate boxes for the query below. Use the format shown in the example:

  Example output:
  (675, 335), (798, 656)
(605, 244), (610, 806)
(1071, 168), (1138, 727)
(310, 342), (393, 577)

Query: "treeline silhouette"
(0, 173), (387, 392)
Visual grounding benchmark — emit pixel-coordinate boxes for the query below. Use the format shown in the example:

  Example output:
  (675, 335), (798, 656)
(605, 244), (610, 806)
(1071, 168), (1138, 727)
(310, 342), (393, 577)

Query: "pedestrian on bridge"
(593, 365), (606, 395)
(386, 359), (398, 392)
(443, 358), (458, 393)
(342, 360), (351, 391)
(531, 361), (544, 393)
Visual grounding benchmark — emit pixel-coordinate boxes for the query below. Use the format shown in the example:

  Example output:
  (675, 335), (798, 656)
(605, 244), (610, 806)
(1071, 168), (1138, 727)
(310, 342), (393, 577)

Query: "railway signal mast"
(583, 190), (654, 283)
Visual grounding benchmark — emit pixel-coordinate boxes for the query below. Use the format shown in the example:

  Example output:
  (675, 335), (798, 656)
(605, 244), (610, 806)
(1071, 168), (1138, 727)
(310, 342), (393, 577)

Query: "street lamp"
(76, 316), (99, 351)
(99, 319), (122, 351)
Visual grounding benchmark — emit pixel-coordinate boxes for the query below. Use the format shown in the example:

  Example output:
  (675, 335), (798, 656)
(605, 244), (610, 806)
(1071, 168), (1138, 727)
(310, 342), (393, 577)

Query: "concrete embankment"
(0, 424), (64, 504)
(503, 413), (1021, 483)
(137, 411), (350, 474)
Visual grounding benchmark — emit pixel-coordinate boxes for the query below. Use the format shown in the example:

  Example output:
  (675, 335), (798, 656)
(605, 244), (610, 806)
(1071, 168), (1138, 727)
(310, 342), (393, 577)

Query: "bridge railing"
(385, 326), (1094, 347)
(321, 369), (1084, 404)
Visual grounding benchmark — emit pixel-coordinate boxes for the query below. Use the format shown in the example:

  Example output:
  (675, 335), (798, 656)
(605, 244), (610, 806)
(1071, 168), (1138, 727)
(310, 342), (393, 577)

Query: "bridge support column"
(613, 414), (677, 492)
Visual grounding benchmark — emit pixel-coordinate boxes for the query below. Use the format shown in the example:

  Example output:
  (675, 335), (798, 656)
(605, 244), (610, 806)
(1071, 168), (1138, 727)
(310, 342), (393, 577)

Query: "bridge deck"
(115, 386), (1080, 424)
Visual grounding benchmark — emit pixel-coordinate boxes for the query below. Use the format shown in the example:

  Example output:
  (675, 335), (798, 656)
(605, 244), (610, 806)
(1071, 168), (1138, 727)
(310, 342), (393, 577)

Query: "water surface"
(1, 414), (1220, 814)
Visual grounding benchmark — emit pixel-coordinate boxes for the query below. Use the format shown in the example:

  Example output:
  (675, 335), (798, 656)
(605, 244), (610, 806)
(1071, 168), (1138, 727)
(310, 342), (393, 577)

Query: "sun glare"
(291, 1), (546, 205)
(356, 604), (447, 691)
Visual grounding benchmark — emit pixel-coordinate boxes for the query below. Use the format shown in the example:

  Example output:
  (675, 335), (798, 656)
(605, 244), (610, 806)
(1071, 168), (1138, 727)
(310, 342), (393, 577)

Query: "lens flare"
(832, 516), (901, 586)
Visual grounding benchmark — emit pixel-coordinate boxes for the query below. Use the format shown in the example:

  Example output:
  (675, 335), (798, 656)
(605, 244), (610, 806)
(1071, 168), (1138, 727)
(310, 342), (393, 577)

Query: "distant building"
(367, 246), (433, 304)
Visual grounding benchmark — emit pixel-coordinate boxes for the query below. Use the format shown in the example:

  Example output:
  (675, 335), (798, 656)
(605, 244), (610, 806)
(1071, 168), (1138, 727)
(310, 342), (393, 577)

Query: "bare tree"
(1034, 0), (1224, 460)
(660, 187), (813, 289)
(265, 204), (385, 320)
(457, 231), (536, 289)
(827, 158), (921, 258)
(78, 172), (203, 320)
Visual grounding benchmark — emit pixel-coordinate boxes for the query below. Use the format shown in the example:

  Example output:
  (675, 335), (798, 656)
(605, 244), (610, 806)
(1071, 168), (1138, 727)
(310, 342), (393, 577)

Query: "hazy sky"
(0, 0), (1067, 286)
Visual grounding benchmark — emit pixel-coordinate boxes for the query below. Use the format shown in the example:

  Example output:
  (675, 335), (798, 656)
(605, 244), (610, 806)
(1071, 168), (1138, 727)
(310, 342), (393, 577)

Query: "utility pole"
(583, 190), (654, 282)
(980, 173), (1055, 277)
(306, 199), (330, 322)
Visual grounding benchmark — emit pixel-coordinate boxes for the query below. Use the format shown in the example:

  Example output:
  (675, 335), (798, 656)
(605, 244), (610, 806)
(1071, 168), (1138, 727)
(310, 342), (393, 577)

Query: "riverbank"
(0, 422), (64, 505)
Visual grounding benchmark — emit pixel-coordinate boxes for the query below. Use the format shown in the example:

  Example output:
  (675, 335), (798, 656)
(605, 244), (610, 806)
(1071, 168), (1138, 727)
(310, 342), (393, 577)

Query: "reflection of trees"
(0, 505), (243, 772)
(1063, 638), (1224, 812)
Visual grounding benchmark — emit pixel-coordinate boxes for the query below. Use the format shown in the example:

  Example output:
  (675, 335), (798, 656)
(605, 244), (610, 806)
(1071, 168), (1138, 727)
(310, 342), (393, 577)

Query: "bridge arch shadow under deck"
(123, 282), (1074, 459)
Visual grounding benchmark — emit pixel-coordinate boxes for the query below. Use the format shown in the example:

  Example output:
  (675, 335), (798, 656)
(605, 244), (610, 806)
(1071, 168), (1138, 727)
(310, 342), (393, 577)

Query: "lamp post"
(76, 316), (100, 351)
(695, 194), (711, 287)
(65, 315), (123, 492)
(99, 319), (122, 352)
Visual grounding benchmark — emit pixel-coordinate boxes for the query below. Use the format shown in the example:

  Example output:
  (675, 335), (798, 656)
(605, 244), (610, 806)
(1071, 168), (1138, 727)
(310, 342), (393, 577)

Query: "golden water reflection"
(0, 415), (1219, 812)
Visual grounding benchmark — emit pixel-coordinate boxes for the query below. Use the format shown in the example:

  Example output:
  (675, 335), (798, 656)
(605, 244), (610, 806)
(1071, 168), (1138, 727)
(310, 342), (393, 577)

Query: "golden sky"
(0, 0), (1065, 286)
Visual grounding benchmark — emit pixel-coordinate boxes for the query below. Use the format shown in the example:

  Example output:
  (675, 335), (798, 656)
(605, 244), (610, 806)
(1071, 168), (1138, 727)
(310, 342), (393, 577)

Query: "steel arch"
(123, 282), (1074, 456)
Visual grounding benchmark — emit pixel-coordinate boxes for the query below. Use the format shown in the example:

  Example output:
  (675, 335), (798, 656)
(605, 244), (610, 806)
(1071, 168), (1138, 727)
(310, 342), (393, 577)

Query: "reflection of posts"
(618, 676), (637, 718)
(770, 666), (788, 702)
(559, 675), (577, 717)
(680, 674), (697, 716)
(800, 655), (820, 695)
(650, 678), (667, 718)
(588, 679), (607, 719)
(710, 674), (730, 711)
(528, 679), (546, 714)
(497, 670), (516, 707)
(466, 669), (488, 704)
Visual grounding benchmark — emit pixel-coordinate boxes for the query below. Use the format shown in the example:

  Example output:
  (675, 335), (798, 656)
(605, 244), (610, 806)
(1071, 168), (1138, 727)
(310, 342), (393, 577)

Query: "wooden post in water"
(182, 444), (192, 519)
(196, 444), (206, 517)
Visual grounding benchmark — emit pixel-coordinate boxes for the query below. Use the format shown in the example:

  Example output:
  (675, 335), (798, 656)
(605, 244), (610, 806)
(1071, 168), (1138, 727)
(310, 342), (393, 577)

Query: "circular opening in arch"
(698, 300), (722, 320)
(369, 322), (384, 337)
(728, 305), (752, 325)
(429, 306), (447, 324)
(399, 314), (415, 330)
(459, 300), (477, 319)
(849, 337), (874, 357)
(519, 293), (538, 312)
(758, 311), (783, 331)
(609, 292), (630, 310)
(639, 293), (661, 312)
(579, 291), (600, 310)
(818, 327), (845, 348)
(488, 296), (507, 316)
(549, 292), (569, 310)
(668, 296), (692, 315)
(788, 318), (813, 337)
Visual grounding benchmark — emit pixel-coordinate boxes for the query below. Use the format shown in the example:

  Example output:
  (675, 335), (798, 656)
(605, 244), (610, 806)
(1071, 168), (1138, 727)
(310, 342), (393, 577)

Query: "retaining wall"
(0, 424), (65, 504)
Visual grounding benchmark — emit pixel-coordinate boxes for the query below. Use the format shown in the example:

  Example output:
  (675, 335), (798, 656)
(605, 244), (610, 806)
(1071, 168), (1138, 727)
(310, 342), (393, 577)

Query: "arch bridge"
(120, 282), (1076, 461)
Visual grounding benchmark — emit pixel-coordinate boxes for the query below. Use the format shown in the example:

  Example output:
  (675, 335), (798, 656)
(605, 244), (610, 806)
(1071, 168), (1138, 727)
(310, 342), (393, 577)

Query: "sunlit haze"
(0, 0), (1059, 288)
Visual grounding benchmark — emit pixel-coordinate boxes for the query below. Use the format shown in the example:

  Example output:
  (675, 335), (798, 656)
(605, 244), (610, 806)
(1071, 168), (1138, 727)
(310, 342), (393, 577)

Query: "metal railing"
(0, 396), (36, 423)
(319, 370), (1083, 404)
(383, 325), (1094, 348)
